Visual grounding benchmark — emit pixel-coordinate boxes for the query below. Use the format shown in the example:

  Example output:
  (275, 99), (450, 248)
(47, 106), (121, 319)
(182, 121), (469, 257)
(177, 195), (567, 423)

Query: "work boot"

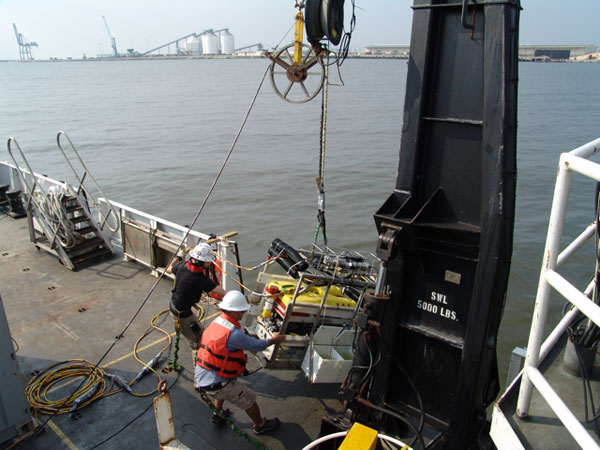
(253, 417), (280, 435)
(210, 408), (230, 426)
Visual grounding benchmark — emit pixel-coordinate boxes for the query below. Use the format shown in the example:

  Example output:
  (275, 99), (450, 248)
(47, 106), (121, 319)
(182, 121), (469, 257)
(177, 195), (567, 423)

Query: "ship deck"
(492, 338), (600, 450)
(0, 213), (343, 450)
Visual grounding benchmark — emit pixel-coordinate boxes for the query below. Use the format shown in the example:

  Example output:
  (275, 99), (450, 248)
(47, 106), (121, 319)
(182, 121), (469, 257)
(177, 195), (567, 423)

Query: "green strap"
(199, 392), (271, 450)
(169, 326), (182, 373)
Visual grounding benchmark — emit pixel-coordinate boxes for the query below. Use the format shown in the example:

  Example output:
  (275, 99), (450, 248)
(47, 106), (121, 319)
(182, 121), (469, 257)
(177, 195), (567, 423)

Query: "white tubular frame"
(516, 137), (600, 449)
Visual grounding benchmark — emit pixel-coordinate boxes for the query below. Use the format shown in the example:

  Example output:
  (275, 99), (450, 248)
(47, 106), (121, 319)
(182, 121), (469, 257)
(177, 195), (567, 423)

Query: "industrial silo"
(220, 31), (235, 55)
(185, 36), (202, 55)
(201, 32), (219, 55)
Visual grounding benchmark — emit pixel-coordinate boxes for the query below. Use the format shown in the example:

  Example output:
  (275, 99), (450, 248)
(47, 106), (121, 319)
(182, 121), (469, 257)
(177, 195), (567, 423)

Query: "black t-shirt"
(171, 262), (217, 314)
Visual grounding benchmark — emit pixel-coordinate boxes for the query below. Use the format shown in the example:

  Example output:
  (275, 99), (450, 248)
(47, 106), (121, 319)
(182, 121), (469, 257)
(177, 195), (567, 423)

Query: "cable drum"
(305, 0), (345, 46)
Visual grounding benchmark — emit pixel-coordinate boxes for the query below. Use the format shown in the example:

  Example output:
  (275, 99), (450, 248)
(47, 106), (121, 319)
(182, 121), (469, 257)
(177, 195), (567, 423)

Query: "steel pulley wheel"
(268, 43), (325, 104)
(305, 0), (345, 46)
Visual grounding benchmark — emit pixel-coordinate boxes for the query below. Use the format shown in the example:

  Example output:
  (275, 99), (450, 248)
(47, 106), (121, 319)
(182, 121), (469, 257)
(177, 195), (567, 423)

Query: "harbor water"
(1, 57), (600, 388)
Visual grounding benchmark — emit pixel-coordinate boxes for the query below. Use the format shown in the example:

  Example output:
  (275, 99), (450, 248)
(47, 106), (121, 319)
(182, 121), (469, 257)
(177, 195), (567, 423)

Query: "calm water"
(2, 58), (600, 386)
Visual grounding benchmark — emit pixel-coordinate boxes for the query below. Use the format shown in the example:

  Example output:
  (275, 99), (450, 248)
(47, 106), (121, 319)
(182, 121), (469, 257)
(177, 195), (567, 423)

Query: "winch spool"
(305, 0), (346, 46)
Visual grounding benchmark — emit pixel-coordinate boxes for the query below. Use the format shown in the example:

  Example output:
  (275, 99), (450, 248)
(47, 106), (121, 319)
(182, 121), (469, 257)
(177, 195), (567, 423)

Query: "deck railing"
(0, 160), (237, 290)
(516, 137), (600, 449)
(97, 197), (238, 290)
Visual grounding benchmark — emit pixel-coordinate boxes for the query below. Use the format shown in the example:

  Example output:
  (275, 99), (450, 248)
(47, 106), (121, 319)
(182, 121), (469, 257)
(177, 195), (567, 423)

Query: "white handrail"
(515, 137), (600, 449)
(525, 367), (599, 449)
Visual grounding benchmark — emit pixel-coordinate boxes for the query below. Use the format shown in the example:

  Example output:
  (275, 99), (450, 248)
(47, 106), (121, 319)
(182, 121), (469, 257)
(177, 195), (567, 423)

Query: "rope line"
(315, 56), (330, 246)
(14, 65), (270, 450)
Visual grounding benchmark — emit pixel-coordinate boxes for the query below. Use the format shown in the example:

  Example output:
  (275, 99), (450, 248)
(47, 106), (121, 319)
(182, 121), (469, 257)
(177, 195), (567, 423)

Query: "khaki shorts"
(211, 379), (256, 410)
(170, 311), (202, 351)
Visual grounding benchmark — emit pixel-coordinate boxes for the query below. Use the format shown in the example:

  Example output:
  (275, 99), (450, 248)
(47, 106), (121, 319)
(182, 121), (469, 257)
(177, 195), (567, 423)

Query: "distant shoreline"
(1, 53), (406, 63)
(1, 53), (599, 63)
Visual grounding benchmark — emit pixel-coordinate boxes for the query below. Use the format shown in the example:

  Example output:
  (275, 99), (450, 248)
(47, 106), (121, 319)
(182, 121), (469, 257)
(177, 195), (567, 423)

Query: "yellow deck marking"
(101, 333), (175, 368)
(48, 419), (78, 450)
(102, 310), (220, 368)
(46, 310), (221, 394)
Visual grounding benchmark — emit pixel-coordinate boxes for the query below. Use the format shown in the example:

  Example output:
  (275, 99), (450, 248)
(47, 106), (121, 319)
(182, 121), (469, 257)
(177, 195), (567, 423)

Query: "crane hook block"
(305, 0), (345, 46)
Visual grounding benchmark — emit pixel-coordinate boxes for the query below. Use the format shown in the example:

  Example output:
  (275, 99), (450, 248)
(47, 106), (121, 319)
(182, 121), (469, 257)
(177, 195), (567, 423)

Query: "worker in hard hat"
(195, 290), (286, 435)
(166, 242), (227, 361)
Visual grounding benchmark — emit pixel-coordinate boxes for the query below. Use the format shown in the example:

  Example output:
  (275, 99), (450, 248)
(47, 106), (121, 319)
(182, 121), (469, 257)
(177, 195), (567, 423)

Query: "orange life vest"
(195, 313), (247, 379)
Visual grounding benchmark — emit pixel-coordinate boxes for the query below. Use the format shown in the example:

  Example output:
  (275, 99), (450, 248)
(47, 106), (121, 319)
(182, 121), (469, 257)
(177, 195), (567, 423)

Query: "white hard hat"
(220, 291), (250, 312)
(188, 243), (215, 262)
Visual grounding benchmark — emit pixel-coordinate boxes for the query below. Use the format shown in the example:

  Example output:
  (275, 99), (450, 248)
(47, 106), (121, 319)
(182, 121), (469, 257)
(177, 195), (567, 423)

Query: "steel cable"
(14, 67), (271, 449)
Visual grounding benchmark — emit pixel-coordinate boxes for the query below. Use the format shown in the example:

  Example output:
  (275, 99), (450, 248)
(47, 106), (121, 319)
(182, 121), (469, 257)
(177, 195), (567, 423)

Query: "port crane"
(102, 16), (119, 57)
(12, 23), (38, 61)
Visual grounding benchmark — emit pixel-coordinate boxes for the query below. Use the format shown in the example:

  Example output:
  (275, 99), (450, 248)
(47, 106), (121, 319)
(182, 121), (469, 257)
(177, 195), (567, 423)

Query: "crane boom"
(13, 23), (23, 45)
(102, 16), (119, 57)
(12, 23), (38, 60)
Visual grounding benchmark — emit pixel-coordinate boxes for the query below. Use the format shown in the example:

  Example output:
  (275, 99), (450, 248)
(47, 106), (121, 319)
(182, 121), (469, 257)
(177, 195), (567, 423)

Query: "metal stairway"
(6, 132), (117, 270)
(54, 192), (114, 268)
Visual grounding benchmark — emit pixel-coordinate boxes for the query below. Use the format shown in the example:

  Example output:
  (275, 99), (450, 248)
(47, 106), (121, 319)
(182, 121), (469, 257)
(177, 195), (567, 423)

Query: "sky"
(0, 0), (598, 60)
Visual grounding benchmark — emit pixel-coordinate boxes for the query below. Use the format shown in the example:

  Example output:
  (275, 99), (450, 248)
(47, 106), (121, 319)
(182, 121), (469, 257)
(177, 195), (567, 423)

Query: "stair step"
(75, 225), (96, 235)
(65, 237), (104, 254)
(70, 215), (90, 224)
(61, 195), (78, 204)
(65, 204), (84, 214)
(71, 247), (114, 267)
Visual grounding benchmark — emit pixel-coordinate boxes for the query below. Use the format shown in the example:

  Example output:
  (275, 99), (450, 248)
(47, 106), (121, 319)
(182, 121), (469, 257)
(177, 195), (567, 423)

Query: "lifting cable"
(14, 66), (271, 450)
(315, 52), (330, 246)
(98, 63), (270, 369)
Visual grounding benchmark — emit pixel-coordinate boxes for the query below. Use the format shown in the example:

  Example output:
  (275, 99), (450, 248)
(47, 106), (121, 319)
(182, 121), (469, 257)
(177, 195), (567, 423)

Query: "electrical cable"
(220, 270), (275, 298)
(563, 182), (600, 438)
(336, 0), (356, 65)
(126, 309), (173, 397)
(96, 64), (270, 372)
(3, 417), (41, 450)
(87, 373), (181, 450)
(579, 181), (600, 348)
(215, 249), (283, 272)
(25, 360), (110, 415)
(301, 430), (412, 450)
(355, 397), (425, 450)
(25, 310), (175, 417)
(11, 336), (19, 353)
(378, 335), (426, 446)
(566, 203), (600, 428)
(566, 326), (600, 438)
(16, 67), (271, 449)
